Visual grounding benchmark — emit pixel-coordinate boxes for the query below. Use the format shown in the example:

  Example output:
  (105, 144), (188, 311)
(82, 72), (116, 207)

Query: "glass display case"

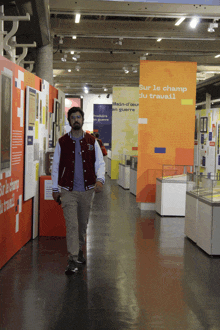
(130, 156), (138, 170)
(158, 164), (193, 180)
(119, 154), (131, 166)
(186, 173), (220, 203)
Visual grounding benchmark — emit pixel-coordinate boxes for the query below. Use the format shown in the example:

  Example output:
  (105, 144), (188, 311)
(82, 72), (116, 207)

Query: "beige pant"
(61, 188), (94, 261)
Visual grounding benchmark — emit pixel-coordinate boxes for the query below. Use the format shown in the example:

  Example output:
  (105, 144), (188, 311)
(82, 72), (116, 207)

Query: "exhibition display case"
(118, 154), (131, 189)
(155, 165), (194, 216)
(130, 156), (138, 195)
(185, 174), (220, 255)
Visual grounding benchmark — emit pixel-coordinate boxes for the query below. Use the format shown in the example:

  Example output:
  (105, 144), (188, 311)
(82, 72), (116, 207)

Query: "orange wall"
(0, 57), (57, 269)
(137, 60), (197, 203)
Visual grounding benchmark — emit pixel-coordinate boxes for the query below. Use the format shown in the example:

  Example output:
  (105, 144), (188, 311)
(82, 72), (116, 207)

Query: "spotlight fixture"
(75, 13), (81, 23)
(72, 35), (77, 39)
(84, 86), (89, 94)
(123, 66), (129, 74)
(157, 38), (162, 42)
(104, 87), (108, 92)
(175, 17), (185, 26)
(118, 38), (123, 46)
(190, 17), (200, 29)
(132, 66), (138, 73)
(61, 54), (67, 62)
(75, 65), (81, 71)
(208, 21), (218, 32)
(59, 36), (64, 44)
(215, 54), (220, 58)
(68, 69), (71, 72)
(72, 56), (77, 61)
(71, 51), (74, 54)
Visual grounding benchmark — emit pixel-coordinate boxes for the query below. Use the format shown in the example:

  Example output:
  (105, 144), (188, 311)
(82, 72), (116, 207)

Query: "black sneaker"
(77, 250), (86, 264)
(65, 258), (78, 275)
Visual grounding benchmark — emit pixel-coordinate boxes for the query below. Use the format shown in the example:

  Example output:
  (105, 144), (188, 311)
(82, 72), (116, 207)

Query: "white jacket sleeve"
(51, 142), (61, 192)
(94, 140), (105, 184)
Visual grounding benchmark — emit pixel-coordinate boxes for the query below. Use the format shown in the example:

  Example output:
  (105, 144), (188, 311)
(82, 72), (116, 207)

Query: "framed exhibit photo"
(0, 71), (12, 172)
(200, 117), (208, 133)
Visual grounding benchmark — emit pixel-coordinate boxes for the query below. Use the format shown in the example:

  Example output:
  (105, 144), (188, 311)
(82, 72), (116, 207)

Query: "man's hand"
(94, 181), (103, 193)
(53, 192), (61, 204)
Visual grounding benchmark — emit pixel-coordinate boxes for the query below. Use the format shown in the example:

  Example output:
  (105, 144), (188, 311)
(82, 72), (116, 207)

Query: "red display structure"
(39, 176), (66, 236)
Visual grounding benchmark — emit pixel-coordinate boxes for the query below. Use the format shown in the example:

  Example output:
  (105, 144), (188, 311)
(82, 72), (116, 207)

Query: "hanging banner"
(111, 87), (139, 179)
(137, 60), (197, 204)
(93, 104), (112, 149)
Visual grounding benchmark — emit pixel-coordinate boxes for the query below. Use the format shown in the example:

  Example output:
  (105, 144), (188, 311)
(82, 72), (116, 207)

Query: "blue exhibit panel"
(94, 104), (112, 149)
(154, 148), (166, 154)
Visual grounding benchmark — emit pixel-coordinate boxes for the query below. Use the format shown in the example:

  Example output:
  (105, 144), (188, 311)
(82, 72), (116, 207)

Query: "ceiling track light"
(175, 17), (185, 26)
(72, 35), (77, 39)
(132, 66), (138, 73)
(190, 17), (200, 29)
(157, 38), (162, 42)
(208, 21), (218, 33)
(75, 13), (81, 24)
(215, 54), (220, 58)
(59, 36), (64, 44)
(61, 53), (67, 62)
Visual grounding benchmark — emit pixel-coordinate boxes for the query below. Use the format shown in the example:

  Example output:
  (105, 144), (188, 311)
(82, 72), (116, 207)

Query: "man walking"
(52, 107), (105, 274)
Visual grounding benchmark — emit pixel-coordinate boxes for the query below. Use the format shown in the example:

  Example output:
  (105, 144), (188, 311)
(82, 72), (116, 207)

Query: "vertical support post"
(0, 5), (4, 56)
(206, 93), (211, 110)
(10, 36), (16, 63)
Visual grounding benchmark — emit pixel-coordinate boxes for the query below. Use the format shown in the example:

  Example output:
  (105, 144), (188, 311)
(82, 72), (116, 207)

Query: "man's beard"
(72, 123), (82, 130)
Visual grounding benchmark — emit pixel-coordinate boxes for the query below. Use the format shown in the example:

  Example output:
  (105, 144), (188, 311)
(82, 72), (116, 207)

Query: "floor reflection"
(1, 177), (220, 329)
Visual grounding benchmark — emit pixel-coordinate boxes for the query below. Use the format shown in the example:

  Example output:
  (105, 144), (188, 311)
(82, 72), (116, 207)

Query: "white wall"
(82, 93), (112, 132)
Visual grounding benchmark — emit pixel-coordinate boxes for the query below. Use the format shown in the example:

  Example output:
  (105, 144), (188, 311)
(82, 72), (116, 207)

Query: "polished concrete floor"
(1, 176), (220, 330)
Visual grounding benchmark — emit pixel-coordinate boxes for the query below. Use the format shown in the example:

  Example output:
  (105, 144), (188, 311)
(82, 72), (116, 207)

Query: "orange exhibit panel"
(39, 176), (66, 237)
(137, 60), (197, 203)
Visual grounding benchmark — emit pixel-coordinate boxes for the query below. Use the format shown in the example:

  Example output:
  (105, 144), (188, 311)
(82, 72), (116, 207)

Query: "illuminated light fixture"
(123, 66), (129, 74)
(175, 17), (185, 26)
(145, 53), (149, 56)
(84, 87), (89, 94)
(68, 69), (71, 72)
(208, 22), (218, 32)
(103, 87), (108, 92)
(132, 66), (138, 73)
(75, 65), (81, 71)
(61, 54), (67, 62)
(75, 14), (81, 23)
(59, 36), (64, 44)
(72, 35), (77, 39)
(71, 51), (74, 54)
(157, 38), (162, 42)
(72, 56), (77, 61)
(215, 54), (220, 58)
(118, 38), (123, 46)
(190, 17), (200, 29)
(81, 95), (83, 99)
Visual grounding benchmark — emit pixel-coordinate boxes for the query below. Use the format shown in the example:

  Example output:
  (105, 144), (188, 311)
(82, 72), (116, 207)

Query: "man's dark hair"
(95, 132), (100, 138)
(67, 107), (84, 123)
